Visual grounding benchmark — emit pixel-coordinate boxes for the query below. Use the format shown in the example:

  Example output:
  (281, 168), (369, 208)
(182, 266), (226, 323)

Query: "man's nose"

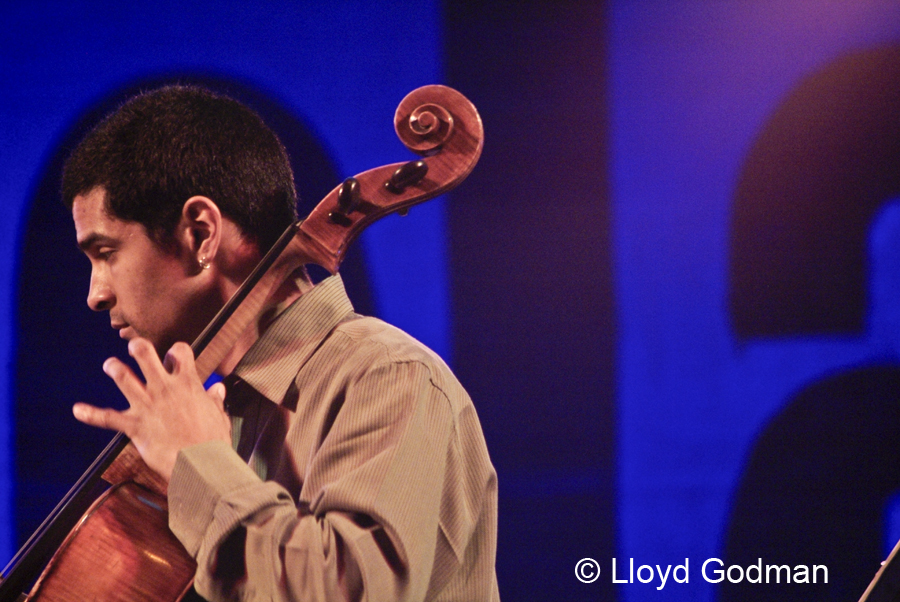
(87, 271), (113, 311)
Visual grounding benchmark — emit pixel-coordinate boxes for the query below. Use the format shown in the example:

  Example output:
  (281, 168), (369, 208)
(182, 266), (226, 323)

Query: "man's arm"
(72, 333), (493, 601)
(169, 360), (457, 601)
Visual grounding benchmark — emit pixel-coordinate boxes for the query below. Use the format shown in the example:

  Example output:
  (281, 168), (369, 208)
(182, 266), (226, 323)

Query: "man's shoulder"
(326, 315), (468, 402)
(333, 314), (443, 367)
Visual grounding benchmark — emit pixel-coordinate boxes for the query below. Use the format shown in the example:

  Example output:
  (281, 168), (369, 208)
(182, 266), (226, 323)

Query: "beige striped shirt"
(168, 275), (500, 601)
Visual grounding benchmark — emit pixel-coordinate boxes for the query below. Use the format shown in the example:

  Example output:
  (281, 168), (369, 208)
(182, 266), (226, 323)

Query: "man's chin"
(119, 327), (162, 350)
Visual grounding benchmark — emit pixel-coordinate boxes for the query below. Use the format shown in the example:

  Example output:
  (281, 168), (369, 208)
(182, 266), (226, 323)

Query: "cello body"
(27, 482), (195, 602)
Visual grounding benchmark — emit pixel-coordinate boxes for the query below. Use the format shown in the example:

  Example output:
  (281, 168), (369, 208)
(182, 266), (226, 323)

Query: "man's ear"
(180, 196), (222, 267)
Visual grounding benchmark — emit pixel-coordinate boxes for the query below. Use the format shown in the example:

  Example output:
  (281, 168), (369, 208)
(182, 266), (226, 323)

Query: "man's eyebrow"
(77, 233), (116, 252)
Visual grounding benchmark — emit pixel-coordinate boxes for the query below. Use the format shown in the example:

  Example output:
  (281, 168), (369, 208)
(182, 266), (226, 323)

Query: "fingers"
(110, 339), (198, 401)
(78, 339), (230, 479)
(102, 356), (151, 405)
(127, 337), (169, 380)
(72, 402), (130, 433)
(163, 341), (195, 376)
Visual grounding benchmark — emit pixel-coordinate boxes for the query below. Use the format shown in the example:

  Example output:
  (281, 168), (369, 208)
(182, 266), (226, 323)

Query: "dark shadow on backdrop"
(730, 46), (900, 339)
(724, 46), (900, 602)
(14, 73), (374, 545)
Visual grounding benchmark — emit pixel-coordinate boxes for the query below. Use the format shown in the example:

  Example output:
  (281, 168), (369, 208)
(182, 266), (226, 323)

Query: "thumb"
(208, 381), (227, 411)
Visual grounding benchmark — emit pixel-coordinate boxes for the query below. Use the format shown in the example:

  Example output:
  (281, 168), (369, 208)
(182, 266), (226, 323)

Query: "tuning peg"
(329, 177), (361, 225)
(385, 160), (428, 193)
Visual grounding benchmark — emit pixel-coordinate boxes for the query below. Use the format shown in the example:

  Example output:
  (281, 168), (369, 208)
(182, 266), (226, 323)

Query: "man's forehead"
(73, 187), (126, 247)
(72, 186), (106, 219)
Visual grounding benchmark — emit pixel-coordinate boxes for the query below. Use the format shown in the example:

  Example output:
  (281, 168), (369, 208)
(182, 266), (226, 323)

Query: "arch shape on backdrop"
(724, 46), (900, 602)
(14, 74), (374, 545)
(729, 45), (900, 339)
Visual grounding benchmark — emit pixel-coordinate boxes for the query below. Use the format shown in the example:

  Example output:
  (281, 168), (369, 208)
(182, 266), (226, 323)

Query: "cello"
(0, 84), (483, 601)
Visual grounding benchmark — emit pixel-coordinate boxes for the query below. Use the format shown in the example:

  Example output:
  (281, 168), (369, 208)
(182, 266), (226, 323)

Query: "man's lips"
(111, 322), (132, 339)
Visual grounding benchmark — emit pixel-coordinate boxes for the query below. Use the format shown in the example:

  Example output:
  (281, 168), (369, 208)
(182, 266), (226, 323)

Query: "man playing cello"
(64, 84), (499, 601)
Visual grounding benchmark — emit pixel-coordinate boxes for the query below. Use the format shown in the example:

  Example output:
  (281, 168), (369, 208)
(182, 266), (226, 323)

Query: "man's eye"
(97, 249), (115, 260)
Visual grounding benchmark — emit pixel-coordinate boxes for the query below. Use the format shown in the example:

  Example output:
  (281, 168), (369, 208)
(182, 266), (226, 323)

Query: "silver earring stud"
(198, 256), (210, 270)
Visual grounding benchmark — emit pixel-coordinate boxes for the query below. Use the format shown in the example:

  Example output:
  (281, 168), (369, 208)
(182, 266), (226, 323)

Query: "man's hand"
(72, 337), (232, 482)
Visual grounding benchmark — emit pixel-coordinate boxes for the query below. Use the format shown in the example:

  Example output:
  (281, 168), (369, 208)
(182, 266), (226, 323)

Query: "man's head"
(63, 85), (298, 252)
(66, 85), (300, 353)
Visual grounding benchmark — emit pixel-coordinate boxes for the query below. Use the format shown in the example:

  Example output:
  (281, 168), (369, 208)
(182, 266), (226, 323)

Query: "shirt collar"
(230, 274), (355, 406)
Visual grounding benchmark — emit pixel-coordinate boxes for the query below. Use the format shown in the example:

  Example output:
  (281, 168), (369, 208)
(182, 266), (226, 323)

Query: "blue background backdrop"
(3, 1), (900, 600)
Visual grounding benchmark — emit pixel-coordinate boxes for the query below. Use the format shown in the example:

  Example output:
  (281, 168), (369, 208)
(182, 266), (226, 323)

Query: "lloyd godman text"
(610, 558), (828, 590)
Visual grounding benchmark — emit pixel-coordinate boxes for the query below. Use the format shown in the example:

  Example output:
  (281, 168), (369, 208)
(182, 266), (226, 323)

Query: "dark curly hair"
(62, 85), (298, 252)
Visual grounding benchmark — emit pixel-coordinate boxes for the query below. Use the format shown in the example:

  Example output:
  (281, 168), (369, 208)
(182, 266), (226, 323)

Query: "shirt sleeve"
(167, 359), (457, 602)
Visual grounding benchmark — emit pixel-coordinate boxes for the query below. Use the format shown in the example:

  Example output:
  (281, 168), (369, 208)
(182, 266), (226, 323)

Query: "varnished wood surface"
(27, 482), (195, 601)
